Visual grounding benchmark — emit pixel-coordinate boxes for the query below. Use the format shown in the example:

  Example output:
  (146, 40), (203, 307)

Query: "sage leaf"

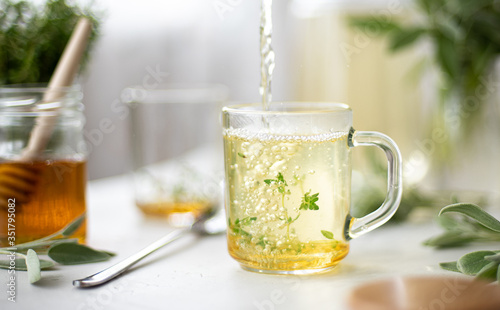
(61, 214), (86, 237)
(0, 258), (55, 271)
(485, 253), (500, 263)
(437, 214), (461, 230)
(439, 261), (460, 273)
(439, 203), (500, 232)
(321, 230), (334, 240)
(423, 232), (476, 248)
(26, 249), (41, 284)
(7, 238), (79, 254)
(498, 265), (500, 282)
(48, 243), (112, 265)
(457, 250), (496, 275)
(476, 262), (499, 281)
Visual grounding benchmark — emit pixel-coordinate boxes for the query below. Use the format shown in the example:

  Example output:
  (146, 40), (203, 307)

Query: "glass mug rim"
(222, 102), (351, 115)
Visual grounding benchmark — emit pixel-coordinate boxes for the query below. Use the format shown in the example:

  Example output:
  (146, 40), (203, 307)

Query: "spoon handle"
(73, 227), (190, 288)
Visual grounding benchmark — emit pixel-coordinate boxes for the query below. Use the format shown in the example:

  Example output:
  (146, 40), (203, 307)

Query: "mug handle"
(346, 129), (403, 239)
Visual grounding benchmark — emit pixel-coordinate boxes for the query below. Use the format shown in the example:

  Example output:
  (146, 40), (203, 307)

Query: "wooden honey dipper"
(0, 18), (92, 207)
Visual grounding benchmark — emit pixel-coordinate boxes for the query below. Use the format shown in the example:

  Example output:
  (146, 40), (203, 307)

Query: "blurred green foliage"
(351, 149), (487, 223)
(349, 0), (500, 140)
(0, 0), (101, 84)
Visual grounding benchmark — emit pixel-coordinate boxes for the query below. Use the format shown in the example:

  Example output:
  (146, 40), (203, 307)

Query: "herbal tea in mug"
(222, 103), (402, 274)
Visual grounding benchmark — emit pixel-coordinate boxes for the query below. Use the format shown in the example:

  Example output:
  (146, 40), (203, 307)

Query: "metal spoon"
(73, 209), (226, 288)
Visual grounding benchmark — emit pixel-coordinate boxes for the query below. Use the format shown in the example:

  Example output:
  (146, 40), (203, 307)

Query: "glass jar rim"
(222, 102), (351, 115)
(0, 84), (83, 112)
(0, 83), (80, 93)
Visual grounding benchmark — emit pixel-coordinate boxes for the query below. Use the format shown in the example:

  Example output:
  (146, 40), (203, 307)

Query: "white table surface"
(5, 174), (498, 310)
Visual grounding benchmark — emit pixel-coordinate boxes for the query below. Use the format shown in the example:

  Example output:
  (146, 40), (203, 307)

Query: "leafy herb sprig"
(0, 214), (114, 284)
(300, 191), (319, 211)
(229, 169), (336, 244)
(425, 203), (500, 283)
(264, 173), (323, 239)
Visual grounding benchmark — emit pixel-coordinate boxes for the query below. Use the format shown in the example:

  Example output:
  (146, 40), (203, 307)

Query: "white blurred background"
(82, 0), (298, 179)
(80, 0), (431, 184)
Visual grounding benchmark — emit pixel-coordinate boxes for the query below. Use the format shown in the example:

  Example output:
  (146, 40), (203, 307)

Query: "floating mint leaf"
(26, 249), (41, 284)
(439, 203), (500, 232)
(48, 243), (112, 265)
(277, 172), (285, 184)
(457, 250), (496, 275)
(439, 261), (460, 273)
(61, 214), (86, 237)
(235, 217), (257, 227)
(321, 230), (334, 240)
(300, 192), (319, 210)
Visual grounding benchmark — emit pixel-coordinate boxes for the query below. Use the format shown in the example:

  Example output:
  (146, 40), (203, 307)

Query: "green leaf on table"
(26, 249), (41, 283)
(439, 261), (460, 273)
(485, 253), (500, 263)
(389, 27), (426, 51)
(321, 230), (334, 240)
(437, 214), (461, 230)
(457, 250), (496, 275)
(439, 203), (500, 232)
(476, 262), (499, 281)
(101, 250), (117, 257)
(61, 214), (86, 237)
(9, 238), (79, 254)
(498, 265), (500, 282)
(0, 258), (55, 271)
(48, 243), (112, 265)
(423, 231), (476, 248)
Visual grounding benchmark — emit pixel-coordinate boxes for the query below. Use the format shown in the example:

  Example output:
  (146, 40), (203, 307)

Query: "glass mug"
(124, 84), (228, 226)
(222, 102), (402, 274)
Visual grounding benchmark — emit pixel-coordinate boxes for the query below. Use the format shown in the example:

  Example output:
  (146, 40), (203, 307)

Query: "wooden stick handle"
(20, 18), (92, 160)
